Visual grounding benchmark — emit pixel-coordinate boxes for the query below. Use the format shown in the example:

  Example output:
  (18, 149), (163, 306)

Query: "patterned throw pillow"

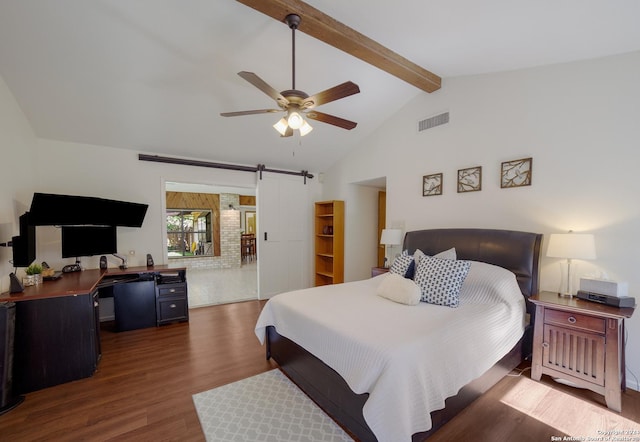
(414, 255), (471, 307)
(389, 251), (413, 277)
(404, 260), (416, 279)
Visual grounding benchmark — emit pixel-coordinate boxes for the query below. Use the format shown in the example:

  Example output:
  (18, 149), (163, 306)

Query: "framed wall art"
(457, 166), (482, 193)
(423, 173), (443, 196)
(501, 157), (532, 188)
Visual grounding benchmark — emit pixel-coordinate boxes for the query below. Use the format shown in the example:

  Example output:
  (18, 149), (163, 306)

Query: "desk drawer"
(157, 296), (188, 324)
(157, 283), (186, 297)
(545, 308), (605, 333)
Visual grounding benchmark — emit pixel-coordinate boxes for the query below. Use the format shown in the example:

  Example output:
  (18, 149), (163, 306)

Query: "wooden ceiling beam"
(236, 0), (441, 93)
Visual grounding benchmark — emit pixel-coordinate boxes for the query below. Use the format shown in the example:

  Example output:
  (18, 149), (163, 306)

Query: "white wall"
(319, 181), (380, 282)
(322, 51), (640, 389)
(28, 138), (322, 290)
(30, 138), (269, 271)
(0, 66), (322, 284)
(0, 76), (37, 293)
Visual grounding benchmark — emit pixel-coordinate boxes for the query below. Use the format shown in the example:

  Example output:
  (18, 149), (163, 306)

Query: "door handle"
(264, 232), (268, 241)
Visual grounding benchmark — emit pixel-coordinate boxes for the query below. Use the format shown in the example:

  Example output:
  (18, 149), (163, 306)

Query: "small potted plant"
(24, 263), (43, 286)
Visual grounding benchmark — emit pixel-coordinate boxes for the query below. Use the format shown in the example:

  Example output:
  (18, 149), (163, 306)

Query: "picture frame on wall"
(457, 166), (482, 193)
(423, 173), (443, 196)
(501, 157), (532, 188)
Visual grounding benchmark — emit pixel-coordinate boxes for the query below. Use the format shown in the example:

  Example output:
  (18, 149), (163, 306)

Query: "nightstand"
(530, 291), (635, 412)
(371, 267), (389, 277)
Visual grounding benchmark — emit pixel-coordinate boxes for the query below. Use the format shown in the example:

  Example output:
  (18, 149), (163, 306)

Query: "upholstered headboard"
(403, 228), (542, 299)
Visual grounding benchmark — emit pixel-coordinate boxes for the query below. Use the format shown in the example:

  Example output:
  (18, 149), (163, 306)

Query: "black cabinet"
(0, 302), (23, 414)
(156, 283), (188, 326)
(13, 291), (100, 393)
(113, 279), (157, 332)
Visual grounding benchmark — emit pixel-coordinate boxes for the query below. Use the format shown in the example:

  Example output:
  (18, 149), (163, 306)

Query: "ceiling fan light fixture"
(287, 111), (304, 129)
(299, 120), (313, 136)
(220, 13), (359, 135)
(273, 117), (288, 136)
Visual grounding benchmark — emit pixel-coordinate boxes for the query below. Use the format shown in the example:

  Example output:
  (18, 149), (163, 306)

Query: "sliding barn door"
(257, 173), (311, 299)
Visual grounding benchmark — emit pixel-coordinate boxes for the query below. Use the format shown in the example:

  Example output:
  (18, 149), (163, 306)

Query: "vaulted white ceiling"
(1, 0), (639, 172)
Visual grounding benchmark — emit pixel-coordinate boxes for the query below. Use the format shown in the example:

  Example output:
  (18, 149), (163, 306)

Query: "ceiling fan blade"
(306, 111), (357, 130)
(238, 71), (288, 107)
(220, 109), (282, 117)
(302, 81), (360, 109)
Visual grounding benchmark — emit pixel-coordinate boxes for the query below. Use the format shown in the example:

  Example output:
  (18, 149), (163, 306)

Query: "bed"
(255, 228), (542, 441)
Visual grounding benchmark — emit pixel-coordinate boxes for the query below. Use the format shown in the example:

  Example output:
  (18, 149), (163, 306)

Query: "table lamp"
(380, 229), (403, 268)
(546, 232), (596, 297)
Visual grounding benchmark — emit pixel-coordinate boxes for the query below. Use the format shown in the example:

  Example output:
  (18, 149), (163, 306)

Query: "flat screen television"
(61, 226), (117, 258)
(30, 193), (148, 227)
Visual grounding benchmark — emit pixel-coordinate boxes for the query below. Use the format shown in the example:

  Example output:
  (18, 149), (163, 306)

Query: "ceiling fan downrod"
(285, 14), (301, 91)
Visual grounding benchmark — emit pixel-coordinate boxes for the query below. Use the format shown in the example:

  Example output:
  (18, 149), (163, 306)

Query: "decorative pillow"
(413, 249), (426, 266)
(376, 273), (422, 305)
(391, 248), (458, 280)
(414, 255), (471, 307)
(389, 251), (413, 277)
(404, 259), (417, 279)
(434, 247), (456, 260)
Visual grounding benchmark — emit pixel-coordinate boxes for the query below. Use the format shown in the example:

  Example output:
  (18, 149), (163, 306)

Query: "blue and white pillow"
(389, 251), (414, 277)
(390, 248), (458, 280)
(414, 255), (471, 307)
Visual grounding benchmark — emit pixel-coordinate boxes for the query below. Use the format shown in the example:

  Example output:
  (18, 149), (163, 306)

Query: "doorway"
(164, 181), (258, 308)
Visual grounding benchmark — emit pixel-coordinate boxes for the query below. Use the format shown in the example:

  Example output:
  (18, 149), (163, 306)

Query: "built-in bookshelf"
(314, 200), (344, 286)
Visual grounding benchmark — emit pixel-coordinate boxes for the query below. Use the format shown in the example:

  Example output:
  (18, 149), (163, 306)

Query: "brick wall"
(169, 193), (241, 270)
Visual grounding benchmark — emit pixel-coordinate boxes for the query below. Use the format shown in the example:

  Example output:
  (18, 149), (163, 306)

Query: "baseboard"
(625, 375), (639, 392)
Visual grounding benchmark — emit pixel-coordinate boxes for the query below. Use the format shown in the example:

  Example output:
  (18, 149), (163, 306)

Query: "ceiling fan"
(220, 13), (360, 137)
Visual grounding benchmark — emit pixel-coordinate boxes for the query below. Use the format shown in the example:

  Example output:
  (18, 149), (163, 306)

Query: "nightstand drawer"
(545, 308), (605, 333)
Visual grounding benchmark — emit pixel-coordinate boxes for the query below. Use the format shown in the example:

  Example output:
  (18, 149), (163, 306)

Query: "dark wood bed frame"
(266, 228), (543, 441)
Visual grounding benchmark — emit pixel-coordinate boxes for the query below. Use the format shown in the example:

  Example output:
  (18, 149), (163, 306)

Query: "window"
(167, 209), (213, 257)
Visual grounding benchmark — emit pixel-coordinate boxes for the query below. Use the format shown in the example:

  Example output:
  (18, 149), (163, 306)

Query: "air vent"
(418, 112), (449, 132)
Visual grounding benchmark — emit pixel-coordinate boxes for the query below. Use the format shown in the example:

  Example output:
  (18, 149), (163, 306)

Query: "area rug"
(193, 369), (353, 442)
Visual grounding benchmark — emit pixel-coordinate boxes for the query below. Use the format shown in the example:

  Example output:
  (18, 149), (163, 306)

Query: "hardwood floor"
(0, 300), (276, 441)
(1, 300), (638, 441)
(429, 365), (640, 442)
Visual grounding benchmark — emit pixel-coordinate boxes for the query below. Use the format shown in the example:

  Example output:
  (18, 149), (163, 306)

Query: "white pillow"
(376, 273), (422, 305)
(434, 247), (456, 260)
(413, 247), (456, 265)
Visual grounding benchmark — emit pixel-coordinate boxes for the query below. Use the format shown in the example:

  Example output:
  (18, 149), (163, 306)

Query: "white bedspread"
(255, 261), (525, 442)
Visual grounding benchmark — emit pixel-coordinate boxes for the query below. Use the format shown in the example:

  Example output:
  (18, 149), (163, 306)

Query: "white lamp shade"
(273, 118), (288, 136)
(299, 120), (313, 136)
(287, 111), (304, 129)
(380, 229), (403, 246)
(547, 233), (596, 259)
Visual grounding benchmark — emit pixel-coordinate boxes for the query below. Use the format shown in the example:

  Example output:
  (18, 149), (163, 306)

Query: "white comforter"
(255, 261), (525, 442)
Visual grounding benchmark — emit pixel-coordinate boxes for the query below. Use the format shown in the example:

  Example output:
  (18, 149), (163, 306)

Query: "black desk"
(0, 266), (185, 393)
